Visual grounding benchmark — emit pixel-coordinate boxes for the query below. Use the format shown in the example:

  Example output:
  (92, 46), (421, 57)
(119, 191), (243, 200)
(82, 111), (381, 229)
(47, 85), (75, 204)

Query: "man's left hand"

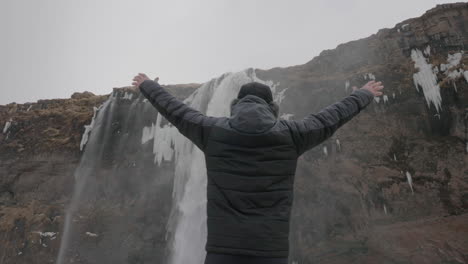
(131, 73), (151, 89)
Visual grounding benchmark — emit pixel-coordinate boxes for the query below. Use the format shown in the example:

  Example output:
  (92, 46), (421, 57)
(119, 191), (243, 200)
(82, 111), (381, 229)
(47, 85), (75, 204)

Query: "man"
(131, 73), (383, 264)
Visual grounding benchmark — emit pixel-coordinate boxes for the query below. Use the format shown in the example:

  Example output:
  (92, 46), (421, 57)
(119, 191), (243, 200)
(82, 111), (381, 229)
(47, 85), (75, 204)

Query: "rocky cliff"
(1, 3), (467, 264)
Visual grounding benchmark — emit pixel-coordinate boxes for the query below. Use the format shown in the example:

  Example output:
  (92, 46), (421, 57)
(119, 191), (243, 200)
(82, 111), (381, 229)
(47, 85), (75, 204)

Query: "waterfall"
(55, 68), (286, 264)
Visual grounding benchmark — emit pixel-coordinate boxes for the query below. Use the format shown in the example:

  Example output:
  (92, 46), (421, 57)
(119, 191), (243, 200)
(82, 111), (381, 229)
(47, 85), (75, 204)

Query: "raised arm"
(132, 74), (218, 151)
(287, 81), (382, 156)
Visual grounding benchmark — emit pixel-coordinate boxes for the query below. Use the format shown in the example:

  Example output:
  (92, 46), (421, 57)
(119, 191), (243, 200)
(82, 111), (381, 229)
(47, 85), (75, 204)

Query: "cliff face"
(1, 3), (468, 264)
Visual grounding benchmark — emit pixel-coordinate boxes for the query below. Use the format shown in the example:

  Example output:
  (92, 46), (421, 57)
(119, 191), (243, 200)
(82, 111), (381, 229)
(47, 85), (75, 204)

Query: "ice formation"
(34, 231), (57, 239)
(364, 73), (376, 80)
(383, 95), (388, 103)
(441, 52), (463, 71)
(393, 153), (397, 161)
(384, 204), (388, 215)
(85, 232), (98, 237)
(122, 92), (133, 100)
(3, 119), (12, 134)
(274, 87), (289, 105)
(405, 171), (414, 194)
(80, 104), (106, 151)
(464, 71), (468, 83)
(374, 97), (381, 103)
(323, 146), (328, 156)
(26, 105), (32, 111)
(335, 138), (341, 152)
(392, 92), (396, 99)
(141, 113), (178, 166)
(345, 80), (350, 91)
(411, 48), (442, 113)
(423, 46), (431, 56)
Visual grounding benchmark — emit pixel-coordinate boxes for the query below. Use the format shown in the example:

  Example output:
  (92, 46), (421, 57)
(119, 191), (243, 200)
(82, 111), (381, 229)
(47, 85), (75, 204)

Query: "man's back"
(203, 94), (298, 257)
(137, 77), (378, 259)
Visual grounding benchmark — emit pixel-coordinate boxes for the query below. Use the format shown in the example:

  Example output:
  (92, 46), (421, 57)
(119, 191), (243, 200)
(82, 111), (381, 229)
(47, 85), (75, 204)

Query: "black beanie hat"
(237, 82), (273, 103)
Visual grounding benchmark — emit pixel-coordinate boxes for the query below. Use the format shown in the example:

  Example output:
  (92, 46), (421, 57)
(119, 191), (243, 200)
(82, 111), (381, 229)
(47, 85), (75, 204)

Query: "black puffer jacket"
(139, 80), (374, 258)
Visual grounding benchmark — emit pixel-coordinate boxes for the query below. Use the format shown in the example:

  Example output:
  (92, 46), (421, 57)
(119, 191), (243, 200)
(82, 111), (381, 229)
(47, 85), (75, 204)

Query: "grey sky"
(0, 0), (450, 105)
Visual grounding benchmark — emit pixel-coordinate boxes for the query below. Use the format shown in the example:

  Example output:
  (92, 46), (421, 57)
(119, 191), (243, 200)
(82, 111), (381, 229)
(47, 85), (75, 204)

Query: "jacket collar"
(229, 95), (277, 134)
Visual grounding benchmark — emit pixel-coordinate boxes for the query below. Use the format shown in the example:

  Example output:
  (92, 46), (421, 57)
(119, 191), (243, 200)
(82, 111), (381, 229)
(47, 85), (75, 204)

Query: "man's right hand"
(352, 81), (384, 97)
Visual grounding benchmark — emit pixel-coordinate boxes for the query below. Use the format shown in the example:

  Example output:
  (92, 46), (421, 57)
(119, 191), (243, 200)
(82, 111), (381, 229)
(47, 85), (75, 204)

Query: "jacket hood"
(229, 94), (277, 134)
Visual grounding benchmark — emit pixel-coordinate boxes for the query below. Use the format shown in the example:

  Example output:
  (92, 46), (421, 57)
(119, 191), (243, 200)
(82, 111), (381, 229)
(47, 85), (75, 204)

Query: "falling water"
(56, 93), (116, 264)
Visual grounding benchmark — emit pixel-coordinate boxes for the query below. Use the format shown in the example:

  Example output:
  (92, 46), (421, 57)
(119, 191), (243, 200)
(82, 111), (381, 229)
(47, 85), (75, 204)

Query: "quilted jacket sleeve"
(139, 79), (218, 151)
(286, 88), (375, 156)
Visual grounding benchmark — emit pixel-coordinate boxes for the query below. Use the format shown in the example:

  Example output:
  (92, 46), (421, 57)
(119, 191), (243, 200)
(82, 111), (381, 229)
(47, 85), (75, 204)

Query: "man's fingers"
(373, 85), (384, 90)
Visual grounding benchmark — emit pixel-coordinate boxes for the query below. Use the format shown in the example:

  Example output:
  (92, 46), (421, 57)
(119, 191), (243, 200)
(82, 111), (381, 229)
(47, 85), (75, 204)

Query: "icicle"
(336, 138), (341, 152)
(122, 92), (133, 100)
(411, 49), (442, 113)
(80, 104), (106, 151)
(392, 92), (396, 99)
(423, 46), (431, 56)
(383, 205), (388, 215)
(345, 80), (350, 92)
(274, 88), (289, 105)
(374, 97), (381, 103)
(393, 154), (397, 161)
(323, 146), (328, 156)
(405, 171), (414, 194)
(383, 95), (388, 103)
(3, 119), (12, 134)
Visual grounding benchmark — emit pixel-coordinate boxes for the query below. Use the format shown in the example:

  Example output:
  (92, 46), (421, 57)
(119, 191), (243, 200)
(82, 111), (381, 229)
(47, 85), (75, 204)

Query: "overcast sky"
(0, 0), (451, 104)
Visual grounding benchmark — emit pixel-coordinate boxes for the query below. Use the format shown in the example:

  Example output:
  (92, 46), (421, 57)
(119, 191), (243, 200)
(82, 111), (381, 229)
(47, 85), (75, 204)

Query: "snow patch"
(411, 48), (442, 113)
(33, 231), (57, 240)
(85, 232), (98, 237)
